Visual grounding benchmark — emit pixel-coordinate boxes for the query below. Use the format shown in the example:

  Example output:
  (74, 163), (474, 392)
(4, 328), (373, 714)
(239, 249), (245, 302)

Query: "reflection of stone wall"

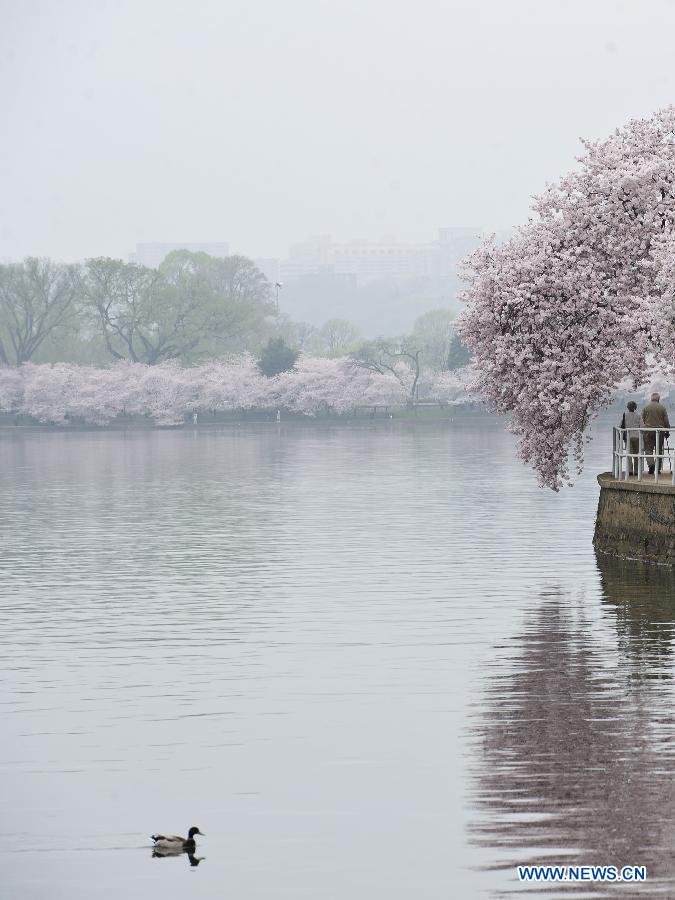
(594, 473), (675, 566)
(596, 552), (675, 672)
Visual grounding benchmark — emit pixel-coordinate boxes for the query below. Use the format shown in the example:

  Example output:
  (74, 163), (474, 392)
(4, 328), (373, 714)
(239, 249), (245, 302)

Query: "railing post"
(617, 427), (623, 480)
(638, 429), (644, 481)
(621, 429), (630, 481)
(618, 428), (623, 479)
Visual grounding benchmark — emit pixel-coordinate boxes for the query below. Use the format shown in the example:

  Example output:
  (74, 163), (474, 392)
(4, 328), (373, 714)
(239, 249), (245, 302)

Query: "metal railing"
(612, 426), (675, 484)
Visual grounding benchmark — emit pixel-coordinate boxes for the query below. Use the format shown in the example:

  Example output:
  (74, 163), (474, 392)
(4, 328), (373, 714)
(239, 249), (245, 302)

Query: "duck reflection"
(469, 572), (675, 885)
(597, 553), (675, 677)
(152, 845), (204, 867)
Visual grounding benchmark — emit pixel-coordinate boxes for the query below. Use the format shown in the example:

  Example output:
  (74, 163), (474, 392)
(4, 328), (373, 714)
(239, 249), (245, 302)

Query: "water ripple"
(1, 421), (672, 898)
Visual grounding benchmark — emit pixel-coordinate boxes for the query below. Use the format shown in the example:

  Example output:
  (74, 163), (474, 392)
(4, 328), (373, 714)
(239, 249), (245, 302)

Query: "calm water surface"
(1, 420), (674, 898)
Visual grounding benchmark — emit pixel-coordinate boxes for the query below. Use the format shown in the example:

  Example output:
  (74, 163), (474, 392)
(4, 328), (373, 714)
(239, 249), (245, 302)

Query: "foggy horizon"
(3, 0), (675, 264)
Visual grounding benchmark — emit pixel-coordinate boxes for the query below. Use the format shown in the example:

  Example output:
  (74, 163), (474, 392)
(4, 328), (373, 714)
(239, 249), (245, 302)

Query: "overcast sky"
(2, 0), (675, 262)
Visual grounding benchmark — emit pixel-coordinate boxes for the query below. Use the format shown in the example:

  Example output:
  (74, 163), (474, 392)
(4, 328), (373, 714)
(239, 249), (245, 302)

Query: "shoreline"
(0, 404), (488, 431)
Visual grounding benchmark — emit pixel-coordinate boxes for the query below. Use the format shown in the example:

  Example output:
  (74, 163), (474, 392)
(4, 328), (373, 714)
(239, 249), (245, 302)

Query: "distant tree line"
(0, 251), (274, 367)
(0, 252), (471, 376)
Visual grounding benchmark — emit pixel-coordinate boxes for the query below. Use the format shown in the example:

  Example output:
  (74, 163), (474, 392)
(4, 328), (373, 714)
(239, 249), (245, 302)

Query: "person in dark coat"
(642, 392), (670, 474)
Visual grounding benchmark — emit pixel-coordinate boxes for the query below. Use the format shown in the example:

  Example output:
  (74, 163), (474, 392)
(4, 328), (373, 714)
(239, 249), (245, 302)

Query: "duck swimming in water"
(151, 826), (204, 851)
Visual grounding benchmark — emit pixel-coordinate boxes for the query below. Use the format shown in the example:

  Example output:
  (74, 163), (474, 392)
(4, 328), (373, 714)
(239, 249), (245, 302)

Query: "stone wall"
(594, 473), (675, 566)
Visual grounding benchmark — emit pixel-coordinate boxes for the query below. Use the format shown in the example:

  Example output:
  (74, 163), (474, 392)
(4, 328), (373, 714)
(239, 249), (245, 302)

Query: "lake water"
(1, 419), (674, 898)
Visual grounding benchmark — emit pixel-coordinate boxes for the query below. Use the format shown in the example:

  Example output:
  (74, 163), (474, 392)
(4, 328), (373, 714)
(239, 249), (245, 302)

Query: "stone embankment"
(594, 473), (675, 566)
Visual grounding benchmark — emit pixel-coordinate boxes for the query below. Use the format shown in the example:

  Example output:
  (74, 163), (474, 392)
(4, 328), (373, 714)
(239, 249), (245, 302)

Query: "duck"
(151, 826), (204, 851)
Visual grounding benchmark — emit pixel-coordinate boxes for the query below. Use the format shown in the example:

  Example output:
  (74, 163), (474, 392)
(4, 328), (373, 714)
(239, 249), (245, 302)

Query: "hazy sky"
(2, 0), (675, 262)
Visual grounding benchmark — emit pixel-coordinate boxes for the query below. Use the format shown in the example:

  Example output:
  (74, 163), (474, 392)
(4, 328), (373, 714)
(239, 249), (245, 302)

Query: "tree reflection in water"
(469, 556), (675, 891)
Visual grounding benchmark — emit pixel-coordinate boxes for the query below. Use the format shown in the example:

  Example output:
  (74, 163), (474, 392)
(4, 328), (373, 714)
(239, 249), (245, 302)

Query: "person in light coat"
(620, 400), (642, 476)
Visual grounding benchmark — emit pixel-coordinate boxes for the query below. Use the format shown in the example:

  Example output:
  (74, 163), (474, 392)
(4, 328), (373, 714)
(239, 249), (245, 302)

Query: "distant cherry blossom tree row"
(457, 107), (675, 489)
(0, 356), (473, 426)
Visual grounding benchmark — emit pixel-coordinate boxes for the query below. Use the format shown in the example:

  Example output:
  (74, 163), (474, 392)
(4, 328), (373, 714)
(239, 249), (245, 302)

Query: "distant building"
(278, 269), (358, 327)
(277, 229), (485, 288)
(259, 228), (487, 332)
(129, 242), (230, 268)
(283, 234), (437, 285)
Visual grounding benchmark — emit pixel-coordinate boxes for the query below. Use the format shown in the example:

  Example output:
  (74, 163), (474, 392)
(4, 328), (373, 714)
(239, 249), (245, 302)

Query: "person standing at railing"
(620, 401), (642, 476)
(642, 392), (670, 474)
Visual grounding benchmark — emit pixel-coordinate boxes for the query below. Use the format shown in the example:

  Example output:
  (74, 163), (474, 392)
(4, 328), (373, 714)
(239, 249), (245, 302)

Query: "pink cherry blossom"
(457, 107), (675, 489)
(0, 355), (470, 426)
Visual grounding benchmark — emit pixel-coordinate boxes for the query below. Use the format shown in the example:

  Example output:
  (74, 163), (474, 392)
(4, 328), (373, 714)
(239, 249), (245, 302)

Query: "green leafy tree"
(83, 258), (160, 363)
(159, 252), (274, 361)
(0, 258), (81, 365)
(32, 325), (110, 366)
(257, 337), (299, 377)
(84, 252), (274, 365)
(411, 308), (456, 372)
(446, 333), (471, 370)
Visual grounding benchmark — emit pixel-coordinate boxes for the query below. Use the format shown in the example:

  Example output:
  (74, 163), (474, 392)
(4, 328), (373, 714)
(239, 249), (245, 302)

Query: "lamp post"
(274, 281), (283, 318)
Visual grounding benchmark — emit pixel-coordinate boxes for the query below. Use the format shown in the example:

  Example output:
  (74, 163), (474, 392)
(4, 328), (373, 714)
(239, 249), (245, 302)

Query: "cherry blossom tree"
(0, 353), (470, 425)
(20, 363), (85, 424)
(457, 107), (675, 489)
(187, 355), (269, 412)
(429, 366), (475, 405)
(351, 338), (423, 400)
(341, 361), (405, 409)
(61, 365), (126, 425)
(273, 356), (404, 415)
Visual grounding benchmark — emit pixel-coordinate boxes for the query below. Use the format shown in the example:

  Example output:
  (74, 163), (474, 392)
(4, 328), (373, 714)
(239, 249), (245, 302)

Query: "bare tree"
(351, 337), (423, 400)
(274, 314), (317, 352)
(0, 258), (81, 365)
(312, 318), (361, 357)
